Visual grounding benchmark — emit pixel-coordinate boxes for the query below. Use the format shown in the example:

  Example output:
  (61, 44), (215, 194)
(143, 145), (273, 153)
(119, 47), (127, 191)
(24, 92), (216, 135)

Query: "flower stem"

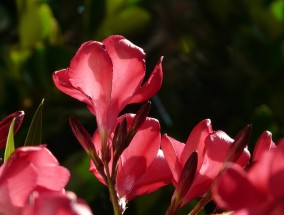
(104, 163), (121, 215)
(188, 190), (212, 215)
(165, 192), (182, 215)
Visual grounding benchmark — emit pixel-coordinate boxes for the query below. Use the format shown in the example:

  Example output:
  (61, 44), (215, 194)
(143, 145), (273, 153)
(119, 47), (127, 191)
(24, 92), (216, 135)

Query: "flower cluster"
(1, 35), (284, 215)
(52, 35), (284, 215)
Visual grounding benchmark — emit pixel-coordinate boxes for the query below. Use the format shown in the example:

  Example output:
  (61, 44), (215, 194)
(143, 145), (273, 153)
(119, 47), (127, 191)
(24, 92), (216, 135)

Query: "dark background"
(0, 0), (283, 214)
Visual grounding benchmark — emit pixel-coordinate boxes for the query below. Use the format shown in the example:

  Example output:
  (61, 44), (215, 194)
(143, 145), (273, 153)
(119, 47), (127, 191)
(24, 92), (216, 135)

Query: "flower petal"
(103, 35), (146, 112)
(252, 131), (275, 162)
(269, 142), (284, 198)
(54, 41), (113, 132)
(126, 149), (172, 200)
(129, 57), (163, 103)
(53, 69), (92, 105)
(212, 165), (266, 210)
(181, 119), (212, 170)
(0, 156), (37, 215)
(116, 115), (161, 197)
(161, 134), (184, 184)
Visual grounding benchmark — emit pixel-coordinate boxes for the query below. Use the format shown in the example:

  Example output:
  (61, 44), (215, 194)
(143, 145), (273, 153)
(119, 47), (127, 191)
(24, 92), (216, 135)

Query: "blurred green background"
(0, 0), (283, 214)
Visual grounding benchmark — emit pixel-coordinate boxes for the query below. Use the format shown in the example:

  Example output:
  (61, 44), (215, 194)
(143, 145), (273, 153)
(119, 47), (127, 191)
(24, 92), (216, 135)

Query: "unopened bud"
(176, 151), (198, 199)
(0, 110), (25, 149)
(112, 118), (127, 154)
(69, 116), (105, 178)
(225, 124), (252, 163)
(127, 101), (151, 141)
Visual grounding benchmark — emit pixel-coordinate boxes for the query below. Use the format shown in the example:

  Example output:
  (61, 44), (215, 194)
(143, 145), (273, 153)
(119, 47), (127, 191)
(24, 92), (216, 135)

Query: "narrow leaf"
(24, 99), (44, 146)
(4, 118), (16, 162)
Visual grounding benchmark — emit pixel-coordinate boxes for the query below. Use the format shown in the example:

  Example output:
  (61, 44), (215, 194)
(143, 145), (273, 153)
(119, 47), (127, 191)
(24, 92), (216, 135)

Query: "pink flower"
(212, 134), (284, 215)
(23, 191), (93, 215)
(0, 111), (24, 149)
(161, 119), (250, 206)
(0, 145), (70, 215)
(53, 35), (163, 140)
(90, 114), (172, 202)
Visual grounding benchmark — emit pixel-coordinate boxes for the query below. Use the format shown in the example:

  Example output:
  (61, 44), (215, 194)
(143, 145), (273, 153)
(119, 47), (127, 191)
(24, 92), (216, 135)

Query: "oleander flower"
(23, 191), (93, 215)
(0, 145), (70, 215)
(212, 133), (284, 215)
(0, 111), (24, 149)
(90, 114), (172, 202)
(161, 119), (251, 206)
(53, 35), (163, 142)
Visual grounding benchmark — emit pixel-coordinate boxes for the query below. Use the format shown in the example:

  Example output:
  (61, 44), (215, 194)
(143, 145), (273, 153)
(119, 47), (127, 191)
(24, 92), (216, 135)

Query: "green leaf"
(17, 0), (60, 48)
(4, 118), (16, 162)
(270, 0), (284, 21)
(24, 99), (44, 146)
(96, 6), (151, 39)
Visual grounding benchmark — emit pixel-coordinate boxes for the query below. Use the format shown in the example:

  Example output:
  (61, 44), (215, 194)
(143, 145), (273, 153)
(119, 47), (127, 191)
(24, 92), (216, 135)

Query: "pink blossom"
(53, 35), (163, 140)
(161, 119), (250, 206)
(23, 191), (93, 215)
(212, 135), (284, 215)
(0, 145), (70, 215)
(0, 111), (24, 149)
(90, 114), (172, 201)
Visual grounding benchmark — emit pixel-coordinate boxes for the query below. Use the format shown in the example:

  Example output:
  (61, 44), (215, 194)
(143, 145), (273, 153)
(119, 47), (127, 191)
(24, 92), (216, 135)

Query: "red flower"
(0, 146), (70, 215)
(53, 35), (163, 140)
(212, 134), (284, 215)
(23, 191), (93, 215)
(90, 114), (172, 202)
(161, 119), (250, 206)
(0, 111), (24, 149)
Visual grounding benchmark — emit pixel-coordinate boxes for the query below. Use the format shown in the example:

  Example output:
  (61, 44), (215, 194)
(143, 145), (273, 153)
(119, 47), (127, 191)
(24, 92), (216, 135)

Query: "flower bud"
(176, 151), (198, 199)
(69, 116), (105, 179)
(225, 124), (252, 163)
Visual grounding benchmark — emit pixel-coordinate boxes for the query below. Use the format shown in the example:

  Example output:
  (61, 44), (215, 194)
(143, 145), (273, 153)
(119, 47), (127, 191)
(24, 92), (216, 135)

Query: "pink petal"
(68, 41), (112, 102)
(161, 134), (184, 184)
(252, 131), (275, 162)
(269, 142), (284, 198)
(36, 166), (70, 191)
(23, 191), (93, 215)
(8, 146), (70, 191)
(182, 130), (251, 205)
(0, 156), (37, 214)
(53, 69), (92, 106)
(129, 57), (163, 104)
(181, 119), (212, 170)
(205, 131), (250, 168)
(16, 146), (59, 166)
(126, 149), (172, 200)
(212, 165), (266, 211)
(103, 35), (146, 113)
(54, 41), (113, 132)
(116, 116), (161, 197)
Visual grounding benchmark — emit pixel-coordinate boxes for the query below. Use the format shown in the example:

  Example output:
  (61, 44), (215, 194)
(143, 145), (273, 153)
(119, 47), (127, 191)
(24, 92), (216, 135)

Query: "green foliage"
(24, 99), (44, 146)
(4, 118), (15, 162)
(17, 0), (60, 48)
(270, 0), (284, 21)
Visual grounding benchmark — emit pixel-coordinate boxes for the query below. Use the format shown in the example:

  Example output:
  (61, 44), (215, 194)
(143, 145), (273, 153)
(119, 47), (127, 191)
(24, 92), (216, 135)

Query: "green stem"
(188, 190), (212, 215)
(104, 163), (121, 215)
(165, 192), (182, 215)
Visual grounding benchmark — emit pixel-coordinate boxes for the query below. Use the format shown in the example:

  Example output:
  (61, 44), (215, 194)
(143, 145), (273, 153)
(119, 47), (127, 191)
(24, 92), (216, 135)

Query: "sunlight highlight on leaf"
(4, 118), (15, 162)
